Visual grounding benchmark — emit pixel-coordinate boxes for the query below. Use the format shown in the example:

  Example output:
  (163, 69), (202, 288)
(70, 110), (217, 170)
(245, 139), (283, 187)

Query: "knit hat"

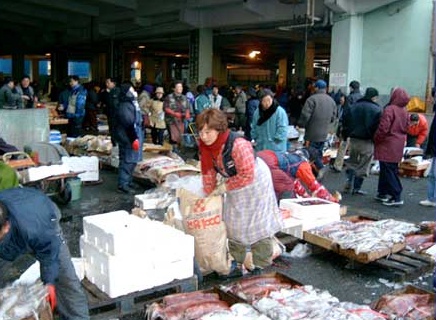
(363, 87), (379, 100)
(314, 80), (327, 89)
(349, 80), (360, 90)
(143, 84), (154, 94)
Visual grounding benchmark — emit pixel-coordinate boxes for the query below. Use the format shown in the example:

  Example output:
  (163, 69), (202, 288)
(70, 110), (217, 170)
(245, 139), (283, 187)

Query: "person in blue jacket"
(65, 75), (87, 137)
(251, 89), (289, 152)
(0, 187), (89, 319)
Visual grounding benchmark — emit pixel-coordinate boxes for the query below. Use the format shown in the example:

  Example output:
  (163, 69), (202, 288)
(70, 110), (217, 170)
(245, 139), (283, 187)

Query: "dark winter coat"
(114, 91), (140, 146)
(347, 90), (363, 106)
(344, 98), (382, 140)
(425, 115), (435, 157)
(374, 88), (410, 163)
(0, 187), (62, 285)
(298, 90), (337, 142)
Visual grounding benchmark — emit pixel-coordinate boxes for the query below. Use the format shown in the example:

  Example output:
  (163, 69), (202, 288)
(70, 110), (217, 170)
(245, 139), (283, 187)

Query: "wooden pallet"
(370, 250), (434, 282)
(83, 276), (198, 319)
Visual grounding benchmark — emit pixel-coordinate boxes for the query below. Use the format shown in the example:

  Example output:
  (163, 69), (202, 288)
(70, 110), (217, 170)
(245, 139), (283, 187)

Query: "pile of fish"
(219, 275), (297, 303)
(199, 303), (271, 320)
(309, 219), (419, 254)
(374, 291), (434, 319)
(253, 285), (386, 320)
(0, 281), (48, 320)
(146, 291), (230, 320)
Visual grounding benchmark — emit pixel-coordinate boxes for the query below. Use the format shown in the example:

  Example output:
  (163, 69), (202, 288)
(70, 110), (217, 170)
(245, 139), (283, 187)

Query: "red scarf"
(198, 130), (230, 173)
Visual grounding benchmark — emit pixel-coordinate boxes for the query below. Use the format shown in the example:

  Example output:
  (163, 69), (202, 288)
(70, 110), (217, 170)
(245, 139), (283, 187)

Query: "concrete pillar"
(31, 59), (39, 82)
(142, 57), (155, 85)
(278, 58), (288, 87)
(294, 43), (306, 86)
(91, 53), (106, 84)
(212, 54), (227, 86)
(51, 50), (68, 84)
(305, 42), (315, 79)
(12, 54), (25, 81)
(329, 14), (363, 93)
(189, 28), (213, 85)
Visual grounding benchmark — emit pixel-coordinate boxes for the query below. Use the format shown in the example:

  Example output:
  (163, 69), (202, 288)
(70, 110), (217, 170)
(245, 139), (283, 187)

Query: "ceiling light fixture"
(138, 45), (145, 49)
(248, 50), (261, 59)
(45, 53), (51, 57)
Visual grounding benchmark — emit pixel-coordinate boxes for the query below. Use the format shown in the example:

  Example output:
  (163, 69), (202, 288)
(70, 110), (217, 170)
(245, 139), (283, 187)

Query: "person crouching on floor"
(257, 148), (341, 203)
(196, 108), (283, 276)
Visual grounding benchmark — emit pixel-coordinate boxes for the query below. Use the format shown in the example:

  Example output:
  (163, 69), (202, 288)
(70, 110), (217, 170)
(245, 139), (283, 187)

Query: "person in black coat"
(114, 81), (143, 194)
(419, 114), (436, 207)
(342, 87), (382, 194)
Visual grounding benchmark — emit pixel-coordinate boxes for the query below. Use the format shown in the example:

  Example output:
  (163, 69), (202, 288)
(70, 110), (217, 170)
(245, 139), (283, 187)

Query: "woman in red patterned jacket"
(196, 108), (283, 275)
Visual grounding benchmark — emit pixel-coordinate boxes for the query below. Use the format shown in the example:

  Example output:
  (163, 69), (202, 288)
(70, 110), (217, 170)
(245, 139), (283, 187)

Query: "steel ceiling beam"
(20, 0), (99, 16)
(0, 2), (71, 23)
(94, 0), (137, 10)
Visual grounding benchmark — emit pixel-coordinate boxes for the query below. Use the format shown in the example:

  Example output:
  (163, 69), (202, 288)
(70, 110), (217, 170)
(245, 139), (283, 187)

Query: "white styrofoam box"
(279, 197), (340, 220)
(62, 156), (99, 182)
(83, 211), (194, 261)
(281, 217), (303, 238)
(134, 194), (161, 210)
(27, 164), (71, 182)
(80, 236), (155, 298)
(299, 215), (340, 231)
(152, 259), (193, 285)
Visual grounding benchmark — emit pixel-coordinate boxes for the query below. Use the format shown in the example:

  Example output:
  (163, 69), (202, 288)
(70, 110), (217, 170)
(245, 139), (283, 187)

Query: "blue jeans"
(309, 141), (325, 170)
(427, 157), (436, 202)
(56, 237), (89, 319)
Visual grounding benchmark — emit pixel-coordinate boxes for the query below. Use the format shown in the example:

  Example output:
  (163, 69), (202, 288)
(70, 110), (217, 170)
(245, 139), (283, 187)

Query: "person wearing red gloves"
(164, 80), (191, 152)
(0, 187), (89, 319)
(114, 81), (144, 194)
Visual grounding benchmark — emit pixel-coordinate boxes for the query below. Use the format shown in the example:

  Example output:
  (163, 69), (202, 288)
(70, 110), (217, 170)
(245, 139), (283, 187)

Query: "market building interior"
(1, 0), (430, 103)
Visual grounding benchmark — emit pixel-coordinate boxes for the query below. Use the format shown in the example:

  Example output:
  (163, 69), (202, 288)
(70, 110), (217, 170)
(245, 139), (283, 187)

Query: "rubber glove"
(132, 139), (140, 151)
(210, 182), (227, 196)
(46, 284), (57, 311)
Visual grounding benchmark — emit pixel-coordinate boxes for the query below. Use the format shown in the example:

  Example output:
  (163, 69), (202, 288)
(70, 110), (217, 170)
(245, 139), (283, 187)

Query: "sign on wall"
(329, 72), (347, 87)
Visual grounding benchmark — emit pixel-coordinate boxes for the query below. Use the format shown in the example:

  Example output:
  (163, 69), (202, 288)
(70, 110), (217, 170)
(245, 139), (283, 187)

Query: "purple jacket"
(374, 88), (410, 163)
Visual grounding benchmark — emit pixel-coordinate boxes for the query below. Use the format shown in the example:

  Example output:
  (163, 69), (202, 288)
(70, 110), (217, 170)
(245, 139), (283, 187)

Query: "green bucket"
(67, 178), (82, 201)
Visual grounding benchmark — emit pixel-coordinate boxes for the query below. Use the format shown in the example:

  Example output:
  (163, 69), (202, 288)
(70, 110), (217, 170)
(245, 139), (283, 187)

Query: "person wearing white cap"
(149, 87), (166, 145)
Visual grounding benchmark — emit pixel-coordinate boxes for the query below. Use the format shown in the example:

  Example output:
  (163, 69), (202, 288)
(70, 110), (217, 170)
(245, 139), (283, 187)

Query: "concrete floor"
(0, 163), (434, 319)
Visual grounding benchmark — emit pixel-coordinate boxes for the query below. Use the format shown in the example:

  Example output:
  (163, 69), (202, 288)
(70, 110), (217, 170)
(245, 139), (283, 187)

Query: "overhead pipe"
(277, 0), (316, 30)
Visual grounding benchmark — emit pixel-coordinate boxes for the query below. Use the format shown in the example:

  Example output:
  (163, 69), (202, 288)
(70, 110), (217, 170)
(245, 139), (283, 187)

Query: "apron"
(223, 157), (283, 245)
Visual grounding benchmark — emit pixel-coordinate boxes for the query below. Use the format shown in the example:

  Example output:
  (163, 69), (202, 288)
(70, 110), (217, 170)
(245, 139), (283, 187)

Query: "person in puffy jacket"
(406, 113), (428, 149)
(0, 187), (89, 319)
(374, 87), (410, 206)
(114, 81), (143, 194)
(65, 75), (87, 137)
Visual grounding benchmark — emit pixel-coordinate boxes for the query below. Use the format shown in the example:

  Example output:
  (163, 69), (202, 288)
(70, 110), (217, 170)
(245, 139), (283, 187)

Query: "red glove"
(46, 284), (57, 311)
(174, 112), (183, 119)
(132, 139), (140, 151)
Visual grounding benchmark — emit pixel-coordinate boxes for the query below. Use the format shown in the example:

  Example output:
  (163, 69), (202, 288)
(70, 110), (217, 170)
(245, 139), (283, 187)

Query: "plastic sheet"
(0, 109), (50, 151)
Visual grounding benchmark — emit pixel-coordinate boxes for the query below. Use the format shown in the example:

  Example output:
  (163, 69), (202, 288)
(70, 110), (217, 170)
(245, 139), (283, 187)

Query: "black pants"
(378, 161), (402, 201)
(151, 128), (165, 145)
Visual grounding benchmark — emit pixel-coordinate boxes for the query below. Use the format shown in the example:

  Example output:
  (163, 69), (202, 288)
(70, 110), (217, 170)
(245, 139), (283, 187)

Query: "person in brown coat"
(373, 87), (410, 206)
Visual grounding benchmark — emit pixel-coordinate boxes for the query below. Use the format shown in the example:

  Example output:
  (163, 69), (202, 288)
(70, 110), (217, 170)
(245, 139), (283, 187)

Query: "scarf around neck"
(257, 100), (279, 126)
(198, 129), (230, 173)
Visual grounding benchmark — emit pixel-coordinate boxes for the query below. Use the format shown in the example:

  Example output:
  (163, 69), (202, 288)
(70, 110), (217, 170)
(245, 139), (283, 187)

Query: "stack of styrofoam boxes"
(62, 156), (99, 182)
(279, 198), (340, 238)
(80, 210), (194, 298)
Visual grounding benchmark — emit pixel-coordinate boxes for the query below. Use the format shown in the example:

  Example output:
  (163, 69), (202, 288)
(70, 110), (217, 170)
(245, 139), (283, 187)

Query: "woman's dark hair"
(197, 85), (205, 94)
(0, 202), (9, 229)
(195, 108), (228, 133)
